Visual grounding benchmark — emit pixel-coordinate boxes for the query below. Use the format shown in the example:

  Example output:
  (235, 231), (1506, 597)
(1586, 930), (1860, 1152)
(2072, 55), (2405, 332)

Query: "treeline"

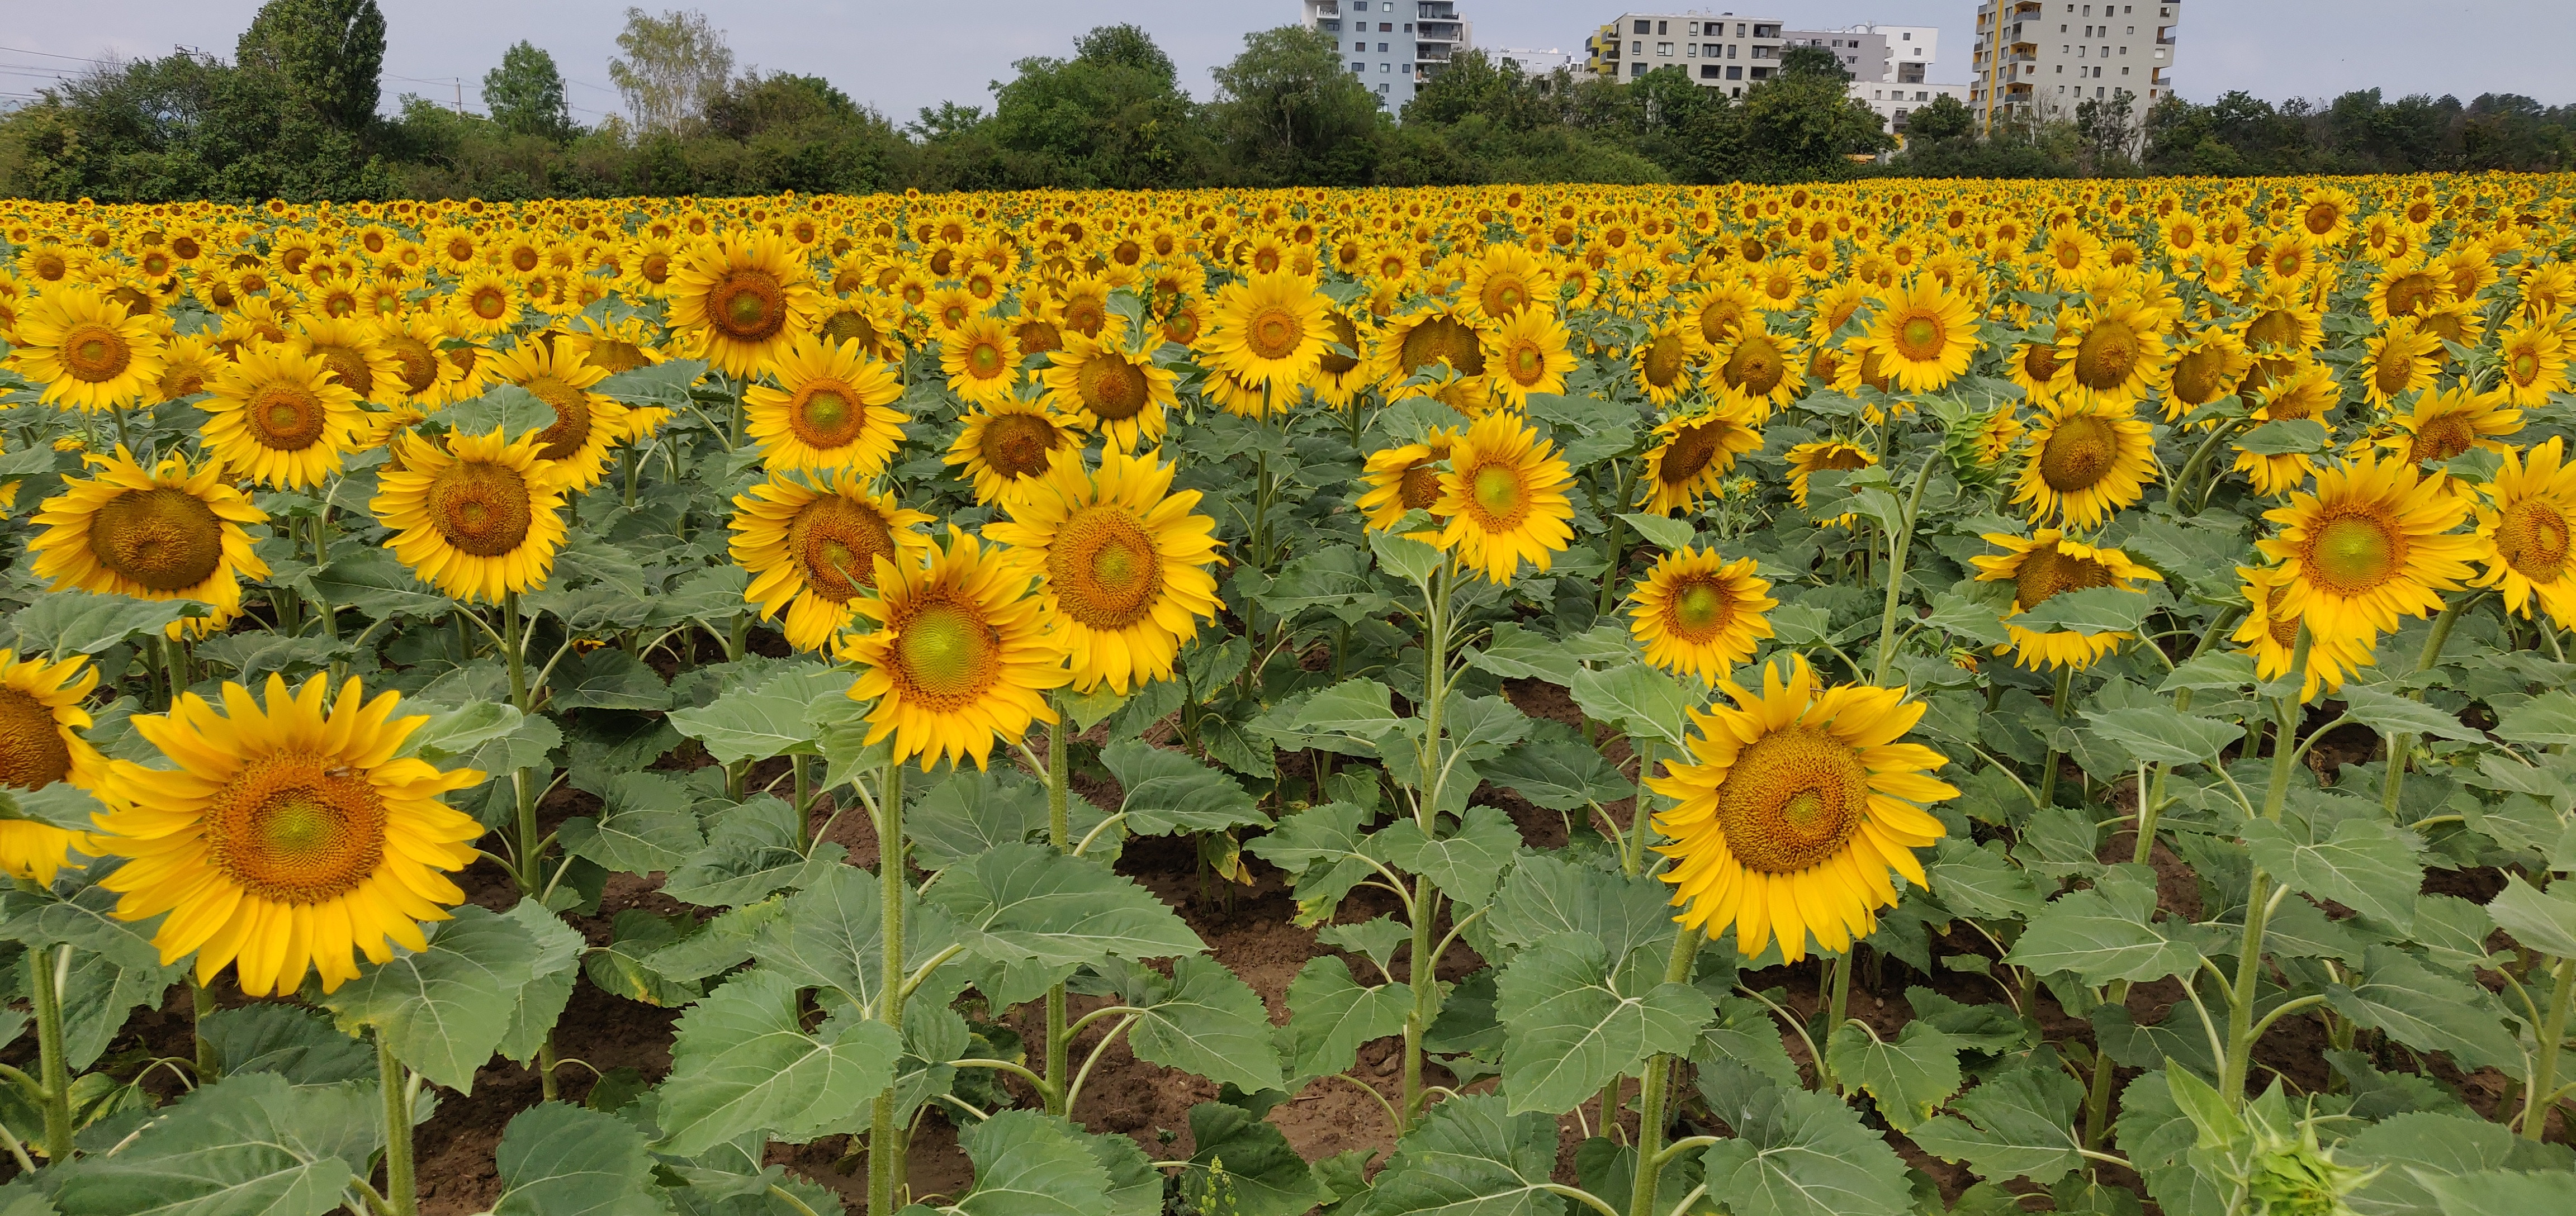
(2, 0), (2572, 203)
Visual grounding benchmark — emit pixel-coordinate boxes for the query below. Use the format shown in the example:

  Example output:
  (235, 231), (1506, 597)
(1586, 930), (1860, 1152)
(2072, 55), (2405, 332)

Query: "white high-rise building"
(1301, 1), (1474, 113)
(1780, 23), (1938, 83)
(1584, 12), (1786, 99)
(1969, 0), (2180, 130)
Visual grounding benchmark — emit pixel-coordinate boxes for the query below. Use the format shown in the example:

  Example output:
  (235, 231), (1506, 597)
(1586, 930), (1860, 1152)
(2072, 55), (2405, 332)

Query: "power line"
(0, 44), (127, 66)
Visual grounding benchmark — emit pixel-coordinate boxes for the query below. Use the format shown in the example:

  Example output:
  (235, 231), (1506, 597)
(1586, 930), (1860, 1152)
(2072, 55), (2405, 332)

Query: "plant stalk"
(1870, 455), (1938, 686)
(2220, 628), (2308, 1107)
(2382, 596), (2469, 816)
(1626, 929), (1706, 1216)
(1044, 712), (1071, 1115)
(869, 763), (907, 1216)
(192, 976), (220, 1082)
(378, 1031), (418, 1216)
(30, 944), (70, 1162)
(2037, 665), (2075, 810)
(2524, 956), (2575, 1142)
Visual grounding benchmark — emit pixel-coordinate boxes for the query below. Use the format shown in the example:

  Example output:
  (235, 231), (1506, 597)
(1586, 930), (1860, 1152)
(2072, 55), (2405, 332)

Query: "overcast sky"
(5, 1), (2569, 124)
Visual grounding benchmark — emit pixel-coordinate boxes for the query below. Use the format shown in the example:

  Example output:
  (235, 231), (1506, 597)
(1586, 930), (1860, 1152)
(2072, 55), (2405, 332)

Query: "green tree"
(1074, 24), (1177, 83)
(1210, 26), (1386, 186)
(1778, 45), (1850, 82)
(1731, 68), (1891, 181)
(973, 25), (1213, 190)
(483, 41), (576, 141)
(608, 8), (735, 134)
(235, 0), (387, 134)
(1903, 93), (1972, 145)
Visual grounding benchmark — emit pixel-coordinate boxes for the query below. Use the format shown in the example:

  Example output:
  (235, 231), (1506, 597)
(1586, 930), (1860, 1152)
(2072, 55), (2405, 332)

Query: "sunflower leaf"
(1617, 512), (1698, 552)
(2006, 585), (2156, 635)
(595, 358), (708, 408)
(2233, 418), (2330, 455)
(2082, 704), (2240, 766)
(1100, 739), (1267, 836)
(927, 842), (1203, 967)
(1108, 954), (1284, 1093)
(47, 1072), (373, 1216)
(1824, 1020), (1966, 1133)
(1183, 1101), (1335, 1216)
(1482, 720), (1632, 812)
(490, 1101), (666, 1216)
(2324, 945), (2521, 1072)
(1354, 1094), (1563, 1216)
(1285, 956), (1412, 1081)
(952, 1110), (1120, 1216)
(1909, 1064), (2086, 1186)
(6, 591), (193, 656)
(1692, 1061), (1916, 1216)
(2338, 684), (2487, 743)
(655, 967), (902, 1156)
(315, 903), (543, 1092)
(2002, 863), (2197, 985)
(667, 662), (841, 763)
(1570, 661), (1692, 748)
(2484, 873), (2576, 958)
(1492, 931), (1711, 1115)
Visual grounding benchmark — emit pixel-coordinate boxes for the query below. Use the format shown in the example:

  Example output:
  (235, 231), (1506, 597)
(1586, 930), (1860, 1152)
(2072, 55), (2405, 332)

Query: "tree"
(1778, 45), (1850, 82)
(1732, 69), (1891, 181)
(1073, 25), (1176, 86)
(608, 8), (735, 134)
(971, 25), (1213, 189)
(1209, 26), (1385, 187)
(483, 41), (575, 141)
(2075, 87), (2139, 173)
(235, 0), (386, 134)
(1903, 93), (1972, 145)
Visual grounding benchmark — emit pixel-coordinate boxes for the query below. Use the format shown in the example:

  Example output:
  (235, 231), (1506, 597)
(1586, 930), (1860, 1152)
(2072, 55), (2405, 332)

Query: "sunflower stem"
(1043, 712), (1071, 1115)
(377, 1030), (418, 1216)
(1821, 949), (1855, 1092)
(1623, 737), (1656, 878)
(191, 977), (220, 1083)
(2381, 596), (2470, 818)
(30, 944), (70, 1163)
(1869, 455), (1939, 686)
(1401, 559), (1459, 1130)
(1626, 928), (1704, 1216)
(2522, 956), (2574, 1141)
(1597, 464), (1633, 621)
(870, 761), (907, 1216)
(792, 754), (812, 853)
(2036, 665), (2075, 810)
(2221, 626), (2309, 1108)
(1402, 874), (1438, 1130)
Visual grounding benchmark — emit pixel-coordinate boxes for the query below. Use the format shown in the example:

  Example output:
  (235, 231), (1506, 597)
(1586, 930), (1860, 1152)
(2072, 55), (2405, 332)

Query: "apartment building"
(1968, 0), (2179, 128)
(1301, 0), (1474, 113)
(1849, 82), (1972, 136)
(1781, 24), (1937, 84)
(1584, 12), (1785, 98)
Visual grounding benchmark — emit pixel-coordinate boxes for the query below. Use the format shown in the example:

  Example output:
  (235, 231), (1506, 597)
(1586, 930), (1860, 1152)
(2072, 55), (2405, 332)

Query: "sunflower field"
(0, 177), (2568, 1216)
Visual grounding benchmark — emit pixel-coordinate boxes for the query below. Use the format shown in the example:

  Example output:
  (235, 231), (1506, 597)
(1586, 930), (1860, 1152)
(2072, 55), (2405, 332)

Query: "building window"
(1382, 62), (1391, 72)
(1379, 42), (1388, 51)
(1902, 31), (1911, 40)
(1656, 20), (1668, 34)
(1687, 44), (1697, 56)
(1631, 63), (1646, 77)
(1701, 64), (1720, 78)
(1727, 65), (1741, 79)
(1633, 18), (1650, 34)
(1632, 41), (1642, 54)
(1351, 61), (1363, 72)
(1657, 42), (1673, 56)
(1749, 66), (1771, 79)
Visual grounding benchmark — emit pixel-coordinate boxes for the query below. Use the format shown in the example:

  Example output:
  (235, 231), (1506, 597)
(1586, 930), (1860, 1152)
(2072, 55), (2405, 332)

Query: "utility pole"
(454, 77), (464, 115)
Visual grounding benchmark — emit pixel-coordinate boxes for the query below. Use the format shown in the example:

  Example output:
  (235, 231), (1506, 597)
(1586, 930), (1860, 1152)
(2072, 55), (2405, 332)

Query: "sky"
(4, 1), (2571, 123)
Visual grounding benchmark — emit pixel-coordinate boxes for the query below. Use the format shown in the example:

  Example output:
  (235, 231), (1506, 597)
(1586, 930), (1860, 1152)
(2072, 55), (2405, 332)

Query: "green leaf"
(1924, 839), (2050, 920)
(551, 648), (673, 712)
(2007, 585), (2154, 635)
(595, 357), (707, 407)
(2424, 1171), (2576, 1216)
(1243, 801), (1375, 919)
(749, 864), (951, 1012)
(2493, 690), (2576, 747)
(1101, 740), (1267, 835)
(1183, 1101), (1334, 1216)
(2234, 418), (2329, 455)
(1481, 721), (1630, 813)
(668, 664), (844, 763)
(1922, 593), (2012, 647)
(2082, 705), (2239, 767)
(436, 382), (557, 438)
(2484, 873), (2576, 958)
(199, 1005), (372, 1086)
(1570, 662), (1692, 748)
(1693, 1062), (1914, 1216)
(955, 1110), (1118, 1216)
(581, 910), (700, 1007)
(906, 767), (1082, 871)
(1114, 955), (1284, 1092)
(1253, 680), (1405, 758)
(6, 592), (191, 657)
(2325, 945), (2520, 1072)
(929, 843), (1203, 967)
(1285, 956), (1412, 1081)
(49, 1072), (371, 1216)
(557, 771), (705, 875)
(499, 899), (584, 1066)
(1355, 1094), (1562, 1216)
(3, 881), (168, 972)
(1368, 530), (1447, 586)
(661, 794), (847, 908)
(1484, 853), (1677, 970)
(2003, 864), (2198, 985)
(2338, 685), (2487, 743)
(315, 904), (541, 1092)
(191, 633), (356, 684)
(2341, 1111), (2561, 1216)
(1823, 1020), (1965, 1133)
(1492, 932), (1712, 1115)
(1317, 917), (1412, 975)
(1465, 621), (1629, 686)
(491, 1102), (666, 1216)
(1908, 1064), (2086, 1185)
(2244, 802), (2424, 934)
(2159, 651), (2257, 694)
(1369, 805), (1523, 909)
(1617, 512), (1697, 551)
(656, 968), (903, 1156)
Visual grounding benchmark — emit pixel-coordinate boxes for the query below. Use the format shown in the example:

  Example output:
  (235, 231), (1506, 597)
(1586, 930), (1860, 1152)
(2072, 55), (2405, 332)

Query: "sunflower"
(1204, 270), (1330, 394)
(1786, 440), (1879, 526)
(2493, 317), (2569, 407)
(2256, 452), (2480, 644)
(2360, 317), (2443, 408)
(148, 332), (225, 405)
(451, 270), (522, 336)
(1310, 309), (1373, 408)
(91, 675), (485, 996)
(0, 649), (111, 884)
(2240, 289), (2324, 355)
(2368, 255), (2454, 325)
(1630, 319), (1703, 407)
(2231, 564), (2376, 702)
(1637, 405), (1762, 516)
(1480, 307), (1575, 410)
(2048, 298), (2170, 408)
(939, 314), (1021, 409)
(668, 231), (823, 378)
(375, 311), (463, 405)
(1435, 410), (1577, 583)
(2295, 186), (2360, 246)
(2163, 327), (2254, 421)
(2469, 436), (2576, 624)
(986, 448), (1225, 695)
(1627, 549), (1777, 682)
(485, 340), (631, 491)
(1356, 428), (1461, 533)
(839, 528), (1071, 771)
(1856, 279), (1979, 394)
(2012, 396), (2157, 530)
(1464, 244), (1556, 321)
(1706, 327), (1804, 416)
(288, 315), (402, 405)
(197, 343), (366, 490)
(743, 333), (908, 476)
(2232, 362), (2341, 497)
(372, 427), (571, 604)
(2373, 384), (2521, 470)
(30, 448), (267, 619)
(2005, 339), (2067, 405)
(1040, 332), (1177, 453)
(1647, 655), (1954, 962)
(1971, 530), (2163, 671)
(8, 284), (166, 412)
(730, 471), (935, 653)
(1372, 306), (1491, 408)
(946, 397), (1086, 506)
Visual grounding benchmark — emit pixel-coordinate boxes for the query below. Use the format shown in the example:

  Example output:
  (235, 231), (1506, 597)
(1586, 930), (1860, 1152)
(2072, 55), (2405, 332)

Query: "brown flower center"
(89, 487), (224, 592)
(426, 461), (535, 558)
